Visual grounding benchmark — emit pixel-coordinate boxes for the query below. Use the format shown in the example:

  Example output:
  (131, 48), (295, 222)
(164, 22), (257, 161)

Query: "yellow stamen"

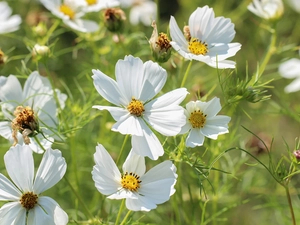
(59, 4), (75, 19)
(189, 110), (207, 128)
(86, 0), (97, 5)
(20, 192), (38, 210)
(121, 172), (142, 192)
(127, 98), (144, 117)
(188, 38), (208, 55)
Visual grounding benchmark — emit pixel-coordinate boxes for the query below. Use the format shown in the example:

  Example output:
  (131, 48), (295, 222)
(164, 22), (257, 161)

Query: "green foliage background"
(0, 0), (300, 224)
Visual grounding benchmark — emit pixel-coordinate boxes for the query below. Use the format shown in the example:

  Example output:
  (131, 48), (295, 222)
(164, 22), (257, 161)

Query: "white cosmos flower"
(92, 144), (177, 211)
(0, 144), (68, 225)
(278, 58), (300, 93)
(169, 6), (241, 69)
(0, 71), (67, 153)
(180, 97), (231, 148)
(40, 0), (99, 33)
(119, 0), (156, 25)
(92, 55), (188, 160)
(0, 1), (22, 34)
(247, 0), (284, 20)
(82, 0), (120, 12)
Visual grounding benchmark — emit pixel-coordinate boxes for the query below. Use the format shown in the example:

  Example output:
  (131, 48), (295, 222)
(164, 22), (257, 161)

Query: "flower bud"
(32, 44), (50, 58)
(104, 8), (126, 32)
(293, 150), (300, 161)
(0, 49), (7, 65)
(149, 21), (172, 63)
(32, 22), (47, 37)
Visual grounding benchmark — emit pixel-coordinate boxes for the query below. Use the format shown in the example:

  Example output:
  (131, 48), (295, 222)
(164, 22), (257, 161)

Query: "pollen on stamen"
(188, 38), (208, 55)
(121, 172), (142, 192)
(59, 4), (75, 19)
(20, 192), (38, 210)
(127, 98), (145, 117)
(188, 109), (207, 128)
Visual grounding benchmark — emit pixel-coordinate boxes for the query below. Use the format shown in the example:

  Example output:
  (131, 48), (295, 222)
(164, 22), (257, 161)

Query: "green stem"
(180, 60), (193, 88)
(116, 134), (129, 165)
(285, 186), (296, 225)
(63, 176), (94, 219)
(115, 199), (125, 225)
(41, 19), (61, 45)
(120, 210), (132, 225)
(33, 136), (47, 151)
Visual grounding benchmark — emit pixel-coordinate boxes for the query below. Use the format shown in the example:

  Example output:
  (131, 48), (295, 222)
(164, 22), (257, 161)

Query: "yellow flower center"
(121, 172), (142, 192)
(188, 38), (208, 55)
(59, 4), (75, 19)
(86, 0), (97, 5)
(127, 98), (145, 117)
(11, 106), (39, 146)
(20, 192), (38, 210)
(189, 110), (207, 128)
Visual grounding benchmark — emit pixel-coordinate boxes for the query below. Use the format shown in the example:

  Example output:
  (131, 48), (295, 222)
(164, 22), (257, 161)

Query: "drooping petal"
(34, 197), (68, 225)
(111, 114), (144, 136)
(122, 150), (146, 176)
(27, 204), (55, 225)
(92, 69), (127, 106)
(108, 188), (138, 200)
(33, 149), (66, 194)
(131, 125), (164, 160)
(115, 55), (145, 101)
(200, 124), (229, 139)
(0, 121), (13, 141)
(208, 43), (241, 61)
(0, 202), (26, 225)
(139, 60), (167, 101)
(63, 19), (99, 33)
(206, 59), (236, 69)
(0, 173), (21, 201)
(186, 128), (205, 147)
(125, 195), (157, 211)
(92, 144), (121, 195)
(4, 145), (34, 192)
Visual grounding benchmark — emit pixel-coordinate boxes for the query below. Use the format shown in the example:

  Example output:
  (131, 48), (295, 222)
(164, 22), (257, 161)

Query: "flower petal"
(200, 124), (229, 139)
(4, 145), (34, 192)
(92, 105), (128, 121)
(284, 78), (300, 93)
(0, 173), (21, 201)
(0, 121), (13, 141)
(92, 144), (121, 195)
(111, 114), (144, 136)
(201, 97), (221, 117)
(144, 88), (187, 136)
(169, 16), (189, 51)
(0, 75), (23, 106)
(131, 125), (164, 160)
(63, 19), (99, 33)
(0, 202), (26, 225)
(92, 69), (127, 106)
(122, 150), (146, 176)
(33, 149), (66, 194)
(186, 128), (205, 147)
(279, 58), (300, 79)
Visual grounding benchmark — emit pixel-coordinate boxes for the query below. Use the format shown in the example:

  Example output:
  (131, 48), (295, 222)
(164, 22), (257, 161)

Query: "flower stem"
(41, 19), (61, 45)
(120, 210), (132, 225)
(115, 199), (125, 225)
(285, 185), (296, 225)
(180, 60), (193, 88)
(116, 134), (129, 165)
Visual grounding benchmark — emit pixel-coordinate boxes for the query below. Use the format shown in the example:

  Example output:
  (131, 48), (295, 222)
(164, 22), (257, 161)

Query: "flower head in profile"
(278, 58), (300, 93)
(169, 6), (241, 69)
(119, 0), (157, 26)
(92, 55), (188, 160)
(180, 97), (231, 148)
(0, 1), (22, 34)
(0, 144), (68, 224)
(0, 71), (67, 153)
(40, 0), (99, 33)
(92, 144), (177, 211)
(247, 0), (284, 21)
(82, 0), (120, 12)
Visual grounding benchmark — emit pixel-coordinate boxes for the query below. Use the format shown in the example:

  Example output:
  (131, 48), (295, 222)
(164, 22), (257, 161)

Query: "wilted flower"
(92, 144), (177, 211)
(0, 1), (22, 34)
(169, 6), (241, 69)
(119, 0), (156, 26)
(278, 58), (300, 93)
(180, 97), (231, 148)
(92, 55), (188, 160)
(149, 21), (172, 63)
(0, 145), (68, 224)
(104, 8), (126, 32)
(82, 0), (120, 12)
(40, 0), (99, 32)
(248, 0), (284, 21)
(0, 71), (67, 153)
